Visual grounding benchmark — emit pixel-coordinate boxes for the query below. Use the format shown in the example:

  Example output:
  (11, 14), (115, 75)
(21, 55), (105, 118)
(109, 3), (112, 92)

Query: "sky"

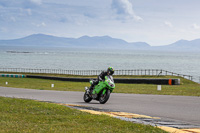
(0, 0), (200, 46)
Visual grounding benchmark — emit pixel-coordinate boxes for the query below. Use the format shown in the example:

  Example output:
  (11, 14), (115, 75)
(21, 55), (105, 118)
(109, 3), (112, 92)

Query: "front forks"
(85, 87), (90, 94)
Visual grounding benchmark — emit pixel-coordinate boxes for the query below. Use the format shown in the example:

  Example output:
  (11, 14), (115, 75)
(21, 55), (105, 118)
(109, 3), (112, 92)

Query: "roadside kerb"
(0, 74), (26, 78)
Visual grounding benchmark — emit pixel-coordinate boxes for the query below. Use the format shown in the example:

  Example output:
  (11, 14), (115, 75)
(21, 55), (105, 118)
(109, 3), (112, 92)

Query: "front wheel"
(99, 89), (110, 104)
(83, 92), (92, 103)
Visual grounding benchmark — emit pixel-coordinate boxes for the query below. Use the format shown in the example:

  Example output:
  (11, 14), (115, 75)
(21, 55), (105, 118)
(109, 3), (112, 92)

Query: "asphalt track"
(0, 86), (200, 126)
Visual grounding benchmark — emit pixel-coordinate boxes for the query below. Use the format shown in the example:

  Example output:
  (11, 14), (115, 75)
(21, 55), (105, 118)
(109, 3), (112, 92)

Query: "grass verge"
(0, 75), (200, 96)
(0, 97), (166, 133)
(1, 72), (200, 96)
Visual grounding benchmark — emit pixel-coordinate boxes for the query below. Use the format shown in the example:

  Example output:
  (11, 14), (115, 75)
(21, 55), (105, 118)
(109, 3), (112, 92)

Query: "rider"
(89, 67), (114, 90)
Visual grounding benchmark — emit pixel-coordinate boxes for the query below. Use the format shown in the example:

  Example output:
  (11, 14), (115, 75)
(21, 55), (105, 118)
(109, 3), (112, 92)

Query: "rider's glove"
(99, 77), (103, 81)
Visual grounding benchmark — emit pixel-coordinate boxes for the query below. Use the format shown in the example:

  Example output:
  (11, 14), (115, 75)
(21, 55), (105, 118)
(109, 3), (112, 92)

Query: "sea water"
(0, 46), (199, 82)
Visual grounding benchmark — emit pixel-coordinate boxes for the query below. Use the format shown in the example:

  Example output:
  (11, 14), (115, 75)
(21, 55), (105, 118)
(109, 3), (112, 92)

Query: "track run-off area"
(0, 86), (200, 133)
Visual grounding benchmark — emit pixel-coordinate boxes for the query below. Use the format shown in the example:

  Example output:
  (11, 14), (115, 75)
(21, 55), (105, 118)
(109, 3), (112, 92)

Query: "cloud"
(0, 0), (42, 8)
(111, 0), (143, 21)
(32, 22), (46, 27)
(30, 0), (42, 5)
(192, 23), (200, 30)
(38, 22), (46, 27)
(0, 27), (8, 32)
(164, 21), (173, 28)
(10, 16), (16, 22)
(27, 8), (32, 15)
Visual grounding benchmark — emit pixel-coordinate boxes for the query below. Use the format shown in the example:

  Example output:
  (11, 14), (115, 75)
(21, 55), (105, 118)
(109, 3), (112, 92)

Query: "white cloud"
(164, 21), (173, 28)
(19, 8), (32, 16)
(111, 0), (143, 21)
(10, 16), (16, 22)
(192, 23), (200, 30)
(30, 0), (42, 5)
(32, 22), (46, 27)
(27, 9), (32, 15)
(41, 22), (46, 26)
(0, 27), (8, 32)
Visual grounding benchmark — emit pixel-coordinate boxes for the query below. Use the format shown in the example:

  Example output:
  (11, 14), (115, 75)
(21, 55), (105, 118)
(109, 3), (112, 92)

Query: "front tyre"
(83, 92), (92, 103)
(99, 90), (110, 104)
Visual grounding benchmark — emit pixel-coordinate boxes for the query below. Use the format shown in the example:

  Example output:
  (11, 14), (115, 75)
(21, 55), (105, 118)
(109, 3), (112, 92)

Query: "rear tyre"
(99, 90), (110, 104)
(83, 92), (92, 103)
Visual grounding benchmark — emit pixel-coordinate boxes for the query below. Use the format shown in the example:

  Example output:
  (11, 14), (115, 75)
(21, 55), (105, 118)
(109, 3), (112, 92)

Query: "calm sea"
(0, 46), (200, 82)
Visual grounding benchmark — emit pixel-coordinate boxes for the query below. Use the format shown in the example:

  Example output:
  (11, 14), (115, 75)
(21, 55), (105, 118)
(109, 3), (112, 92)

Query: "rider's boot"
(88, 80), (98, 94)
(88, 83), (96, 94)
(89, 84), (94, 91)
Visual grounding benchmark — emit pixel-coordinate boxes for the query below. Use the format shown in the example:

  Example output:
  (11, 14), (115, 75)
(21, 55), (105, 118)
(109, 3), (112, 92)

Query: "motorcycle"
(83, 75), (115, 104)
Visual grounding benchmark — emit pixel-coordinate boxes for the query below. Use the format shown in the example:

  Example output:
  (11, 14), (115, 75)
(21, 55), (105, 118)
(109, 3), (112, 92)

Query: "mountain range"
(0, 34), (200, 51)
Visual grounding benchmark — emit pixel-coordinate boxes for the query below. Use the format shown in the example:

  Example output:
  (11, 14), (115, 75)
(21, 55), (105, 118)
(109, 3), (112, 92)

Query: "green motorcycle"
(83, 75), (115, 104)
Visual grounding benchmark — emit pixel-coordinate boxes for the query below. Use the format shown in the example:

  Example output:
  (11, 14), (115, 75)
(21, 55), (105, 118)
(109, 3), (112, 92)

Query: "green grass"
(0, 97), (166, 133)
(115, 83), (200, 96)
(0, 75), (200, 96)
(0, 77), (87, 91)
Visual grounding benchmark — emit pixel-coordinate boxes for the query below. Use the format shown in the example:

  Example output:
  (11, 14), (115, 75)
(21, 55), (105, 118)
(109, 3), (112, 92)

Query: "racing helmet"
(107, 67), (114, 75)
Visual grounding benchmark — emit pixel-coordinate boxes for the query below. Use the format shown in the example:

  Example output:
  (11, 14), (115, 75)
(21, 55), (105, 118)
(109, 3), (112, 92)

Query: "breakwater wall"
(0, 68), (198, 83)
(26, 75), (180, 85)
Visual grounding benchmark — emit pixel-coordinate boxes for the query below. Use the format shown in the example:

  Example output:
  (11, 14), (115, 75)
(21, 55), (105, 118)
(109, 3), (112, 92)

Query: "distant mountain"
(0, 34), (74, 47)
(0, 34), (150, 49)
(0, 34), (200, 51)
(129, 42), (150, 48)
(74, 35), (128, 47)
(156, 39), (200, 51)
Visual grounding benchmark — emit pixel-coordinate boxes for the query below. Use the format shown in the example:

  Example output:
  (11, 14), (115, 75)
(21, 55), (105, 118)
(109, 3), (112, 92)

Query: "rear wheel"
(99, 90), (110, 104)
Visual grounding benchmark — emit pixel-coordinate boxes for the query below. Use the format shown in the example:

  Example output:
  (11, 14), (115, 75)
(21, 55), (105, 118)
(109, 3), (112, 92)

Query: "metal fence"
(0, 68), (199, 83)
